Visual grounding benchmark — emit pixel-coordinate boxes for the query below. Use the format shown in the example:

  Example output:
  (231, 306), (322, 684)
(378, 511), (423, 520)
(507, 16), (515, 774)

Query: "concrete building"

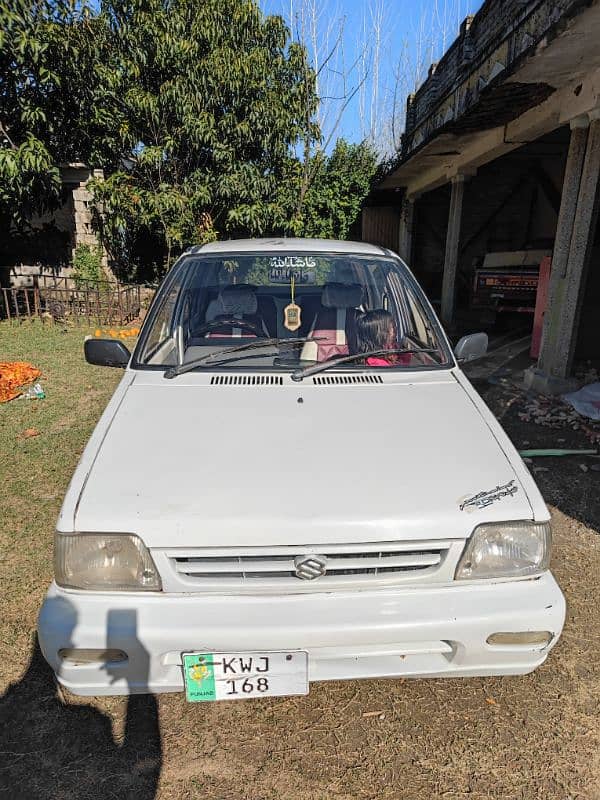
(0, 164), (106, 283)
(363, 0), (600, 393)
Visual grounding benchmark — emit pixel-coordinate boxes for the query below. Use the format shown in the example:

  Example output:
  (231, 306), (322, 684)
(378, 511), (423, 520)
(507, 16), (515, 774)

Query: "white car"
(38, 238), (565, 701)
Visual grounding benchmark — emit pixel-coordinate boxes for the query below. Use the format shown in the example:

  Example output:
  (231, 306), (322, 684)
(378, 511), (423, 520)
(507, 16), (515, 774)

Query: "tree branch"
(0, 119), (18, 150)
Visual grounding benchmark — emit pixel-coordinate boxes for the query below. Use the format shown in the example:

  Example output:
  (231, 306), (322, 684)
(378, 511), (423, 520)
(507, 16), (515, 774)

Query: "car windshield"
(134, 251), (451, 371)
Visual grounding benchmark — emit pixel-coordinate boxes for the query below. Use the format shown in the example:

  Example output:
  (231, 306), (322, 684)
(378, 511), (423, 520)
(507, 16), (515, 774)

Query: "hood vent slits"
(312, 375), (383, 385)
(211, 375), (283, 386)
(209, 374), (383, 386)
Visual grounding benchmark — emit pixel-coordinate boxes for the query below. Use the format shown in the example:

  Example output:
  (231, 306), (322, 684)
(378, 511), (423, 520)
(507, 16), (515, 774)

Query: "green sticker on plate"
(182, 653), (216, 702)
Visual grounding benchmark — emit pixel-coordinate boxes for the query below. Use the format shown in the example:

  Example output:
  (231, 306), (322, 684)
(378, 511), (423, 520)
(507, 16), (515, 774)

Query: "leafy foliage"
(1, 0), (379, 279)
(293, 139), (378, 239)
(88, 0), (320, 277)
(0, 0), (98, 227)
(72, 243), (104, 288)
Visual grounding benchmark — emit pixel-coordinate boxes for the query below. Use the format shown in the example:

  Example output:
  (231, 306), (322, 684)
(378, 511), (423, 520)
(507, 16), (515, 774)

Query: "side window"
(406, 291), (430, 344)
(139, 277), (185, 364)
(386, 272), (434, 347)
(363, 262), (385, 308)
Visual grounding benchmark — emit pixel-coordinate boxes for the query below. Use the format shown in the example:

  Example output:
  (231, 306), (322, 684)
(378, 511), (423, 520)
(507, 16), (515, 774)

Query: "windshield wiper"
(291, 347), (438, 382)
(164, 337), (322, 379)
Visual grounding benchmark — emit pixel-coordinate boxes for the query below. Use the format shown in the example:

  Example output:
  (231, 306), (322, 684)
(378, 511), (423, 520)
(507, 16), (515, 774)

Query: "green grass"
(2, 321), (600, 800)
(0, 321), (123, 682)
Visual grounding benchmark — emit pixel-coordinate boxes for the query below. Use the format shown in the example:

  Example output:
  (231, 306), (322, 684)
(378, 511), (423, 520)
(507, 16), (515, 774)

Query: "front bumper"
(38, 572), (566, 696)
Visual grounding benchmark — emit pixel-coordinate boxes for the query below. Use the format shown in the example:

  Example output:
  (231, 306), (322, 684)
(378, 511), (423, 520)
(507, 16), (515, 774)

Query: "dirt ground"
(1, 322), (600, 800)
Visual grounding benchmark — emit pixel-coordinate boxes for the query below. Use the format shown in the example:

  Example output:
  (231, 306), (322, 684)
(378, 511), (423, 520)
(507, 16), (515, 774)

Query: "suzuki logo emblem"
(294, 554), (328, 580)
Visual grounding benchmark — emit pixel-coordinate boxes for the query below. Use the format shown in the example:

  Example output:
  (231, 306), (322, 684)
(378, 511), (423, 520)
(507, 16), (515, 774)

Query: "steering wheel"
(195, 317), (265, 337)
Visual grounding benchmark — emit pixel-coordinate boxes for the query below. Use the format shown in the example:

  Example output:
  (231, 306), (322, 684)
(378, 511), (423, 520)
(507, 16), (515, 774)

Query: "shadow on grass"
(0, 599), (161, 800)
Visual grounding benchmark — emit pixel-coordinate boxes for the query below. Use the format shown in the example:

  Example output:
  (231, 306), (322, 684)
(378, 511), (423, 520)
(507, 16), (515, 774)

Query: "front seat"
(300, 282), (364, 362)
(204, 284), (269, 337)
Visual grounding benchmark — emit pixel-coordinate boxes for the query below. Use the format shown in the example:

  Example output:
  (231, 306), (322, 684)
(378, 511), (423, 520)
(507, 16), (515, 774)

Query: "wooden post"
(117, 287), (124, 326)
(398, 197), (415, 263)
(107, 286), (114, 325)
(441, 174), (467, 328)
(531, 257), (552, 359)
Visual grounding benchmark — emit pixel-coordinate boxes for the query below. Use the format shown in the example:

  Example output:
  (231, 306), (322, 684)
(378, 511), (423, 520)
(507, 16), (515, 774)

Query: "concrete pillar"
(70, 168), (113, 278)
(441, 174), (466, 327)
(73, 184), (96, 248)
(559, 111), (600, 375)
(398, 197), (415, 263)
(537, 116), (589, 378)
(526, 112), (600, 393)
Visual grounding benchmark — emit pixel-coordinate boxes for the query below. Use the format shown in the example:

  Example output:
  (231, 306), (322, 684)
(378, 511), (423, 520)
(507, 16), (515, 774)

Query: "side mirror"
(454, 332), (488, 364)
(84, 338), (130, 368)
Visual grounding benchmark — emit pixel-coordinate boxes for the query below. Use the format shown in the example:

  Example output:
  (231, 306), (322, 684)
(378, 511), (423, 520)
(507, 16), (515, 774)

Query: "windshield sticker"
(459, 480), (519, 512)
(269, 256), (316, 285)
(270, 256), (316, 268)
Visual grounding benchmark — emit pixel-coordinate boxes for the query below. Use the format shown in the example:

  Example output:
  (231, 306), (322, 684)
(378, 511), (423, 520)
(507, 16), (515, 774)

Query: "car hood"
(73, 373), (533, 546)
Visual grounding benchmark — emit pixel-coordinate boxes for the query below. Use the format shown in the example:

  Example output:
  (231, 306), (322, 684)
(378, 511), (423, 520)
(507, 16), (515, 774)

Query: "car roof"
(185, 238), (388, 256)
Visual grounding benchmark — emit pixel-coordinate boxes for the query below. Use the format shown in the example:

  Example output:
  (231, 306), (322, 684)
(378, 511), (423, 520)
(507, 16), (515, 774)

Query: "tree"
(0, 0), (99, 227)
(273, 0), (373, 220)
(290, 138), (378, 239)
(89, 0), (320, 278)
(1, 0), (379, 280)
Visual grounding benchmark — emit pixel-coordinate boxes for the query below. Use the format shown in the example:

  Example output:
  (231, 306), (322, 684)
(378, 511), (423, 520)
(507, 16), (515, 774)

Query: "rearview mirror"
(84, 338), (130, 368)
(454, 332), (488, 364)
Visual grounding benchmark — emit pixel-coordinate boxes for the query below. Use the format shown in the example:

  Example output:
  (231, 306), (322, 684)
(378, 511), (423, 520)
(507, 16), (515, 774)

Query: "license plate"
(182, 651), (309, 702)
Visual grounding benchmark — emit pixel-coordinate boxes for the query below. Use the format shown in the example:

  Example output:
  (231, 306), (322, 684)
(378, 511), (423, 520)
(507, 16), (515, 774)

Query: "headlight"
(455, 521), (551, 580)
(55, 533), (161, 591)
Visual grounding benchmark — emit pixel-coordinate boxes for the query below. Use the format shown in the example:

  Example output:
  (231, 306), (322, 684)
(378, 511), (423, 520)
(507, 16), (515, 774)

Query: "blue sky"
(261, 0), (483, 152)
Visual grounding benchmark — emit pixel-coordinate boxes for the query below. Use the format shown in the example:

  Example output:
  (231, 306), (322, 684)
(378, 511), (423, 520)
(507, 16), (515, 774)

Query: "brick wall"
(0, 165), (109, 275)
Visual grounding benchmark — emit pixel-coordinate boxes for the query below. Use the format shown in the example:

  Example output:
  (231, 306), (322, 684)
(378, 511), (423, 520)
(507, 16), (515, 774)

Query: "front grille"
(155, 540), (463, 593)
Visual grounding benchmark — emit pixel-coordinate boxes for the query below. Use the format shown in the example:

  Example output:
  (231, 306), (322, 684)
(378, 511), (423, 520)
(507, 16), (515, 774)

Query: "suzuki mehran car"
(38, 238), (565, 701)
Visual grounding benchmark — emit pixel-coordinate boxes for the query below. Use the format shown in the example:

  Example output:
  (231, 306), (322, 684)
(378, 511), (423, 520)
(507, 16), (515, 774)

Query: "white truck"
(38, 238), (565, 702)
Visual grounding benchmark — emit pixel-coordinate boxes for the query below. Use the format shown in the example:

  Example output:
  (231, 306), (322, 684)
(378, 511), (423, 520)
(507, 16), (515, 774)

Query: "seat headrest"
(332, 262), (357, 284)
(321, 282), (364, 309)
(218, 284), (258, 315)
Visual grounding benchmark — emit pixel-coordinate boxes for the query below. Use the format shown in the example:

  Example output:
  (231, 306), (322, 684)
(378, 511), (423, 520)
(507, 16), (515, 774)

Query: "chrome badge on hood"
(459, 479), (519, 512)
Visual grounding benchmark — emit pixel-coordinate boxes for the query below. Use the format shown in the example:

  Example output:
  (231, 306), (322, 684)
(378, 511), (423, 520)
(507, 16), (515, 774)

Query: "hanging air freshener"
(283, 275), (302, 332)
